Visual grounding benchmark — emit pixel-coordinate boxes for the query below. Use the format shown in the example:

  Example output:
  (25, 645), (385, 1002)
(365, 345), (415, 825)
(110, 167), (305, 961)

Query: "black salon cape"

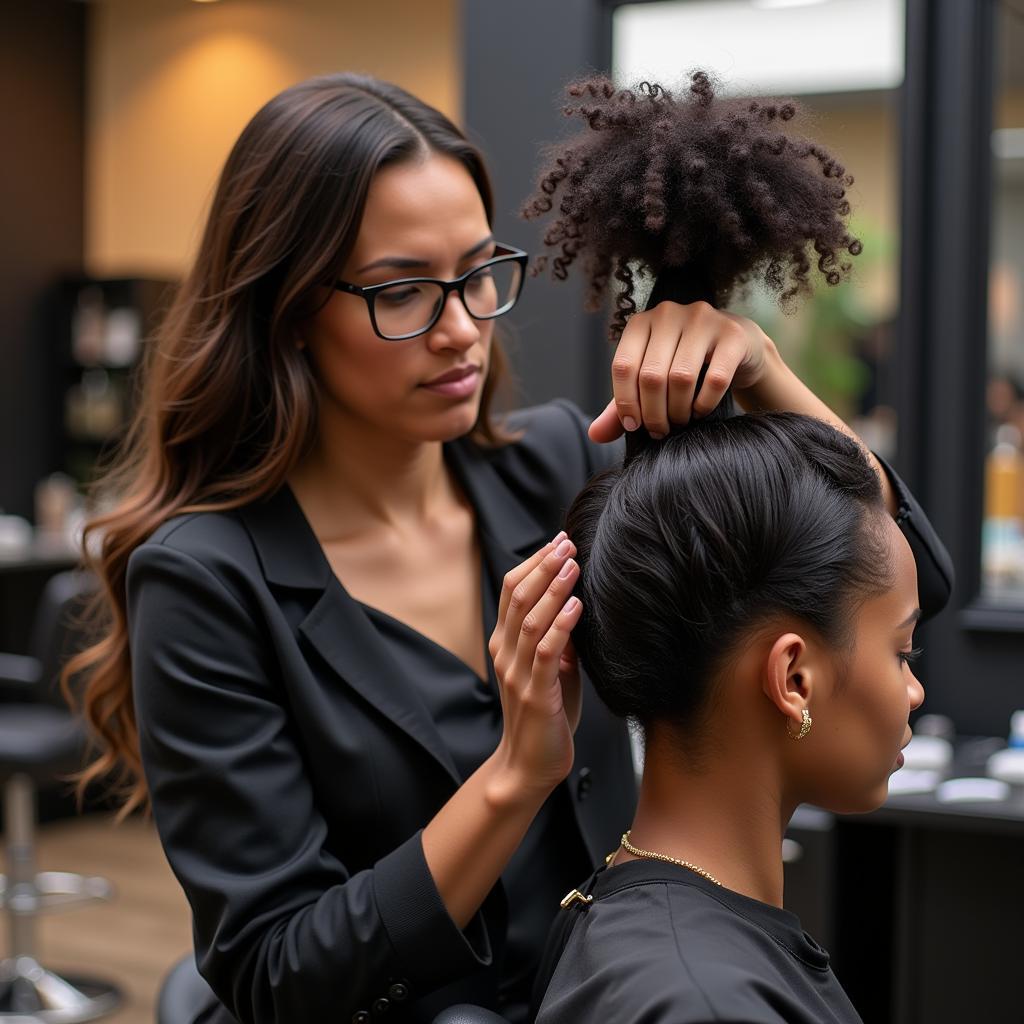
(535, 860), (863, 1024)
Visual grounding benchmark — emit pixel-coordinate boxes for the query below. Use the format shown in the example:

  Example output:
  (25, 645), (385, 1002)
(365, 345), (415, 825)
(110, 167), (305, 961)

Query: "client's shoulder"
(537, 869), (718, 1023)
(537, 862), (830, 1024)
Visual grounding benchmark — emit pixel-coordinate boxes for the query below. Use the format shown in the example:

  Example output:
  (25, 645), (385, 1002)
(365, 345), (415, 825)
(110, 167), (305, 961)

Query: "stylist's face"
(303, 154), (495, 443)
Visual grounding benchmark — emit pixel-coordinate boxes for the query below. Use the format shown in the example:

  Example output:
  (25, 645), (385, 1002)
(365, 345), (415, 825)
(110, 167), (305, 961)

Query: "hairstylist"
(70, 74), (951, 1024)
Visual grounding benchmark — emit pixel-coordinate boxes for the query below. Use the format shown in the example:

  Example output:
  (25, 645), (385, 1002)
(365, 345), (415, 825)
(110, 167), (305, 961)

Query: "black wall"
(0, 1), (86, 520)
(462, 0), (610, 416)
(899, 0), (1024, 736)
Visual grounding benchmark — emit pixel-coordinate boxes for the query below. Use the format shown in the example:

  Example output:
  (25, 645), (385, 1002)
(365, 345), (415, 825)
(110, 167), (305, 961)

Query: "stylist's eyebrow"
(896, 609), (922, 630)
(355, 235), (494, 274)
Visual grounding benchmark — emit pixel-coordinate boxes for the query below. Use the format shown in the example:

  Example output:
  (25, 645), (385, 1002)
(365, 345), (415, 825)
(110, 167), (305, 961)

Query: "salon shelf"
(958, 600), (1024, 633)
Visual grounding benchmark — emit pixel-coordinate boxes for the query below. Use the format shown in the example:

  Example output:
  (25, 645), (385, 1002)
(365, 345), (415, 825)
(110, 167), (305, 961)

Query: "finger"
(637, 320), (683, 438)
(495, 533), (565, 629)
(666, 325), (713, 427)
(588, 399), (625, 444)
(610, 315), (652, 434)
(692, 335), (745, 418)
(530, 595), (584, 695)
(558, 636), (579, 675)
(558, 639), (583, 733)
(511, 557), (580, 683)
(499, 541), (577, 667)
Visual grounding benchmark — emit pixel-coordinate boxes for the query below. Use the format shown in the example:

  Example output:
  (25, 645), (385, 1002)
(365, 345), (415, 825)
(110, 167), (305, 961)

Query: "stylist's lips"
(421, 364), (481, 399)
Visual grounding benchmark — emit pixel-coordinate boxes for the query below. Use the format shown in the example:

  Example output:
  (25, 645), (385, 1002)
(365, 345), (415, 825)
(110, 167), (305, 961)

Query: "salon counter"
(0, 545), (79, 653)
(784, 740), (1024, 1024)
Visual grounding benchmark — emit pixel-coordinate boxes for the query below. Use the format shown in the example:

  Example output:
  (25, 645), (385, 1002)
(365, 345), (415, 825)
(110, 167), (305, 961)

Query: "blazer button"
(576, 767), (593, 801)
(388, 982), (409, 1001)
(372, 996), (391, 1015)
(352, 1013), (371, 1024)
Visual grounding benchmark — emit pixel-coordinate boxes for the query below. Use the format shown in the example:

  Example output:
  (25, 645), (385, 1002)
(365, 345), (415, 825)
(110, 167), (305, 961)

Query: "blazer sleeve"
(128, 540), (492, 1024)
(873, 454), (954, 621)
(550, 398), (624, 479)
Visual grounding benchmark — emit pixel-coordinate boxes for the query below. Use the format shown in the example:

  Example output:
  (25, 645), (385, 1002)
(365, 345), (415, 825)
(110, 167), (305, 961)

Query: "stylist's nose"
(426, 292), (480, 353)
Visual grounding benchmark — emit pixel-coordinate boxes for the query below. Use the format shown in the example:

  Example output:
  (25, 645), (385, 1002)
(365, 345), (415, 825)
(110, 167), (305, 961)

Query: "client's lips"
(895, 734), (912, 770)
(421, 364), (481, 399)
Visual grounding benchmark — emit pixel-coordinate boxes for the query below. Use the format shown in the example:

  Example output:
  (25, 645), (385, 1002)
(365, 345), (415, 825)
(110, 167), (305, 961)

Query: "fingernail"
(554, 538), (572, 558)
(558, 558), (577, 579)
(623, 416), (639, 432)
(563, 596), (581, 614)
(650, 431), (666, 440)
(551, 530), (567, 546)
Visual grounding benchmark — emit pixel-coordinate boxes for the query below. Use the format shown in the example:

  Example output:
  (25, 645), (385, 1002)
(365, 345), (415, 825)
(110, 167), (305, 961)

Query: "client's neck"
(622, 728), (789, 907)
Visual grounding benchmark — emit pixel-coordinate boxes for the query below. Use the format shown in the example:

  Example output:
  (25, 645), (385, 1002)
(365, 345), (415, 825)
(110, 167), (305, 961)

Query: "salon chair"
(156, 953), (509, 1024)
(156, 954), (217, 1024)
(431, 1007), (509, 1024)
(0, 570), (121, 1021)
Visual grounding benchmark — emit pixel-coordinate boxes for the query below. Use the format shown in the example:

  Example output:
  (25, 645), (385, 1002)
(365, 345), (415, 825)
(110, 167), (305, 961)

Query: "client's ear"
(762, 632), (818, 736)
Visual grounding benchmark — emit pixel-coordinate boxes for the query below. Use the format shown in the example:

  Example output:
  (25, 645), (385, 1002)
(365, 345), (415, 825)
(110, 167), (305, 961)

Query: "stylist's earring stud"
(787, 708), (812, 740)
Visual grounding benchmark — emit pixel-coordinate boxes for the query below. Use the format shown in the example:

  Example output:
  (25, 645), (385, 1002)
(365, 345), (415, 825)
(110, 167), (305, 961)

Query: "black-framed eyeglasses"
(333, 243), (528, 341)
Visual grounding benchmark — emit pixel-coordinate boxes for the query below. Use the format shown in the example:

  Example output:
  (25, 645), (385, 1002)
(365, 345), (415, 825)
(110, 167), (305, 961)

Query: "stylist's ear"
(762, 633), (815, 738)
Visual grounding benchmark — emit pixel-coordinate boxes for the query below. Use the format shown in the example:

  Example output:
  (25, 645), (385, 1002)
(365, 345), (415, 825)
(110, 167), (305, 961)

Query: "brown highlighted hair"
(523, 72), (863, 339)
(67, 73), (513, 815)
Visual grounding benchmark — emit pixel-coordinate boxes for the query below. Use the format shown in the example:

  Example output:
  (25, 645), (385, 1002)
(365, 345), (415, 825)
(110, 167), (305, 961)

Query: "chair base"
(0, 957), (121, 1023)
(0, 873), (114, 916)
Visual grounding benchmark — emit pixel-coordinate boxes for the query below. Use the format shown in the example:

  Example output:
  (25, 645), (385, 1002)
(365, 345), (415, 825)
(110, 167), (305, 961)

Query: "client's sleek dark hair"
(567, 411), (892, 735)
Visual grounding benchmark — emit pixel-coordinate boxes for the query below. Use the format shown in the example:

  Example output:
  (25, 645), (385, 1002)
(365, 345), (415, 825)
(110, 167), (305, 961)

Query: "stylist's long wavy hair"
(67, 73), (513, 815)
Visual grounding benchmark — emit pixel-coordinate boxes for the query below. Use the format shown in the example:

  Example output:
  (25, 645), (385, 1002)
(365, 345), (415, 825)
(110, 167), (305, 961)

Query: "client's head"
(567, 412), (923, 814)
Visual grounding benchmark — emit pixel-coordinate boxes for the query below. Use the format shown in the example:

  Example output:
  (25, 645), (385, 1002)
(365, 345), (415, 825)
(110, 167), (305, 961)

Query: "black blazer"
(129, 401), (638, 1024)
(129, 401), (952, 1024)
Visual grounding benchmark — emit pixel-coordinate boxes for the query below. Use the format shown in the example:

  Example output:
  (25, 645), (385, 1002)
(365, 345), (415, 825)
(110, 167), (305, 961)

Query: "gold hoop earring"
(787, 708), (812, 741)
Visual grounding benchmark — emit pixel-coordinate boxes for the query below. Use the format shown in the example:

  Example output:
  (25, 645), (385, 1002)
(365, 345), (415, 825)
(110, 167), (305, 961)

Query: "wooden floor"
(16, 813), (194, 1024)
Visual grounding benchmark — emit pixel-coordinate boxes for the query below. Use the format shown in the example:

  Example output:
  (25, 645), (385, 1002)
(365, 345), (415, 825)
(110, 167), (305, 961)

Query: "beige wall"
(810, 98), (899, 317)
(86, 0), (459, 279)
(997, 90), (1024, 129)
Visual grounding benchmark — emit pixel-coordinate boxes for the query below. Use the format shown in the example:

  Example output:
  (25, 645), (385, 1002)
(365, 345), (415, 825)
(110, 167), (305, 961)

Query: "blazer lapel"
(298, 579), (462, 784)
(239, 443), (554, 789)
(240, 487), (461, 786)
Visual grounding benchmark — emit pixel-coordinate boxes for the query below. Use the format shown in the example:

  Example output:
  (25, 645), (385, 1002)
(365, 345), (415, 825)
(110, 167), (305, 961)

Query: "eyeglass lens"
(373, 260), (522, 338)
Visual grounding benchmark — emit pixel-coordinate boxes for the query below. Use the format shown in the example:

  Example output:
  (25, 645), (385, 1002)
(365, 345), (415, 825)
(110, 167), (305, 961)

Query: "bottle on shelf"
(981, 424), (1024, 601)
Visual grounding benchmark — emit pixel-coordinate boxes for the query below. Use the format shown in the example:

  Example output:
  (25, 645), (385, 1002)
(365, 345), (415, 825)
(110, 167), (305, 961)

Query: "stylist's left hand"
(589, 300), (772, 442)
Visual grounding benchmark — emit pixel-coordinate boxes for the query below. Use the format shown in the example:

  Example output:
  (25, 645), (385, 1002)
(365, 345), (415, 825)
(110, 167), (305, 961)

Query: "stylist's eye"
(898, 646), (923, 667)
(465, 269), (493, 293)
(378, 286), (422, 307)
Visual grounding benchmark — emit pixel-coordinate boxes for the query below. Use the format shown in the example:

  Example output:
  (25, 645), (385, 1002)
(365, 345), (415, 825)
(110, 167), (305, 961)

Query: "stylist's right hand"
(489, 532), (583, 797)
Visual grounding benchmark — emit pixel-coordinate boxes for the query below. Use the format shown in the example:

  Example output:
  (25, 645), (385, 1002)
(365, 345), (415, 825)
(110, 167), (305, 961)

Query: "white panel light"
(752, 0), (831, 9)
(993, 128), (1024, 161)
(613, 0), (905, 96)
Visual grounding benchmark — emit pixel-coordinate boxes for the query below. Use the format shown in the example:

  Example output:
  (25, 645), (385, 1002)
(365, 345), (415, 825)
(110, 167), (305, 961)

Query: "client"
(534, 410), (923, 1024)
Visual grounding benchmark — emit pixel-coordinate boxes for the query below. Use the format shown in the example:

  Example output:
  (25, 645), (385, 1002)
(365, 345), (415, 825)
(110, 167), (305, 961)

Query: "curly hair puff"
(522, 72), (863, 340)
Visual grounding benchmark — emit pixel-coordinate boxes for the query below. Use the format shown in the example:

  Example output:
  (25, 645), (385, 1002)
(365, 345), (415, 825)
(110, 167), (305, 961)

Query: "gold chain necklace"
(618, 830), (723, 887)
